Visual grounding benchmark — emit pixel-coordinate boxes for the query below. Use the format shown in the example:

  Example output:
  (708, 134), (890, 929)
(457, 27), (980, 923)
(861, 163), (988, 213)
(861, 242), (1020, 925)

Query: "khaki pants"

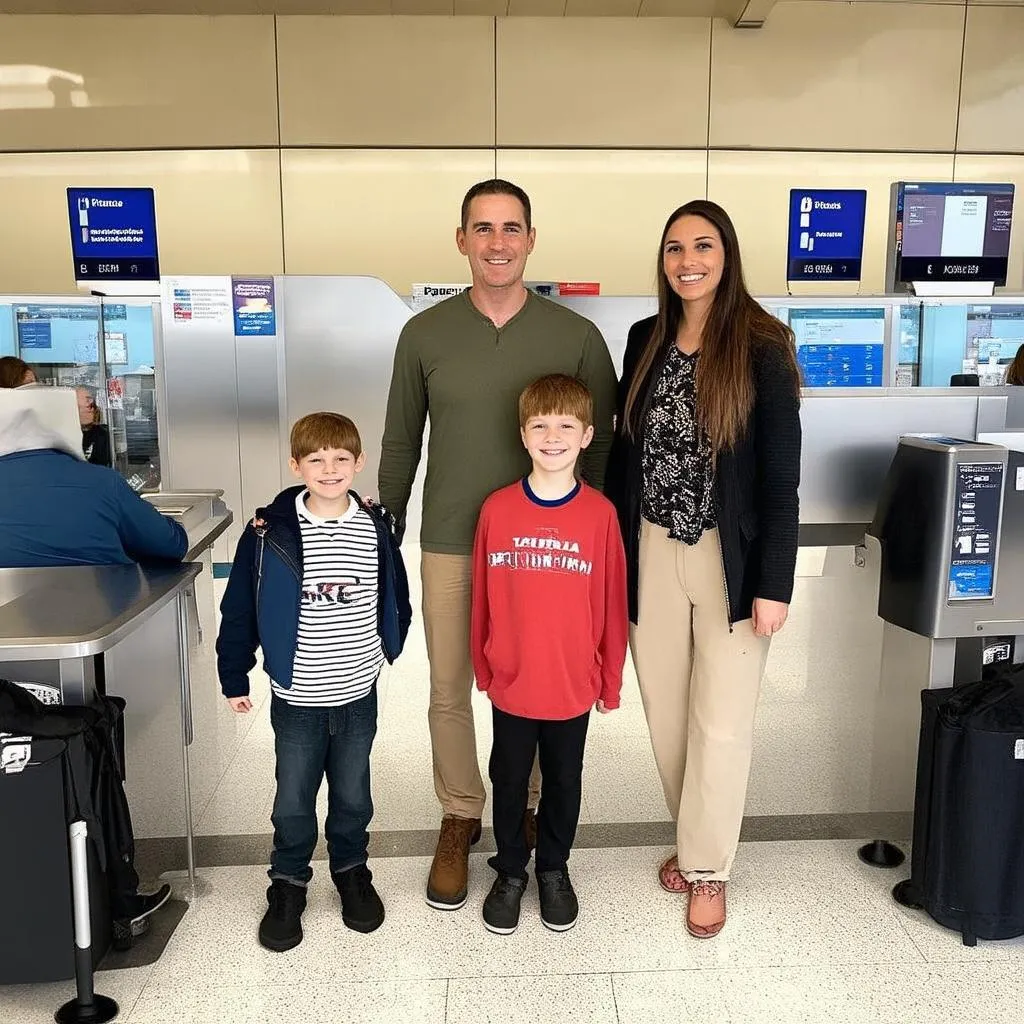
(631, 520), (770, 881)
(421, 552), (539, 820)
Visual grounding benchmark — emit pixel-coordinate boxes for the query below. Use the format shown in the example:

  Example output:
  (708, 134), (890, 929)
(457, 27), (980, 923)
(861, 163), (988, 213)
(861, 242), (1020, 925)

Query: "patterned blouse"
(641, 345), (717, 545)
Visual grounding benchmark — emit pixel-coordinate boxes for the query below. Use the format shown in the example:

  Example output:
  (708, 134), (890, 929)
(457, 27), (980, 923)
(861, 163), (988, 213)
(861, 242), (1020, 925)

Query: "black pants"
(489, 705), (590, 879)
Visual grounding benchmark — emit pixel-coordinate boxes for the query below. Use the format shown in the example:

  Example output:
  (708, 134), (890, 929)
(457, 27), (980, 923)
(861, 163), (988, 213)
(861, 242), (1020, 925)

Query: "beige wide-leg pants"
(631, 520), (770, 881)
(421, 552), (539, 820)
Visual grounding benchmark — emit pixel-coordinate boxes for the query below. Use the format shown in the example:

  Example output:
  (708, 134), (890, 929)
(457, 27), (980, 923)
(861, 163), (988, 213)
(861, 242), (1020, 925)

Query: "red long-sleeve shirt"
(471, 479), (628, 721)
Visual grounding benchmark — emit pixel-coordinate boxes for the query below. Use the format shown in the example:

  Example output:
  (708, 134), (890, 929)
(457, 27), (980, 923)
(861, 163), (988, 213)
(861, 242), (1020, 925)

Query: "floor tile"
(0, 965), (152, 1024)
(612, 970), (733, 1024)
(446, 974), (616, 1024)
(720, 962), (1024, 1023)
(125, 979), (447, 1024)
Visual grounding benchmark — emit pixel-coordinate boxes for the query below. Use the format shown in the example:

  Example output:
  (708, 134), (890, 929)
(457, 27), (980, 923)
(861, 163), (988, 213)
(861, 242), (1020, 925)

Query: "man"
(379, 179), (617, 911)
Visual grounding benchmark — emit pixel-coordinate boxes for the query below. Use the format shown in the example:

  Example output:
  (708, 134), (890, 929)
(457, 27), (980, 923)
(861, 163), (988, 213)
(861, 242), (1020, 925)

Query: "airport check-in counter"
(0, 495), (233, 897)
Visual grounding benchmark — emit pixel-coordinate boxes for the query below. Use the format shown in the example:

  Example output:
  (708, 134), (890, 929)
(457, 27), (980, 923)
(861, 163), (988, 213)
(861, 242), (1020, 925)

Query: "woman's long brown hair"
(624, 200), (800, 451)
(1006, 344), (1024, 386)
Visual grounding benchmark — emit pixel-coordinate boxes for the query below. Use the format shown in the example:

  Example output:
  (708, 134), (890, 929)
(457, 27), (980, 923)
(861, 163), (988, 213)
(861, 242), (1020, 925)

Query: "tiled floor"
(5, 842), (1023, 1023)
(5, 544), (1020, 1022)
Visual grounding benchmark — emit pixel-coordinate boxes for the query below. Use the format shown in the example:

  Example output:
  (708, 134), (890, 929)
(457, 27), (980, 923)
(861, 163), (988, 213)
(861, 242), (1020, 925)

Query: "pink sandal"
(658, 854), (690, 894)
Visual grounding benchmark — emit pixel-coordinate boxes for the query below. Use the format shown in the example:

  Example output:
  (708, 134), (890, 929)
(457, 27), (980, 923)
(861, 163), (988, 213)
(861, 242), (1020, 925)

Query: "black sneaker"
(537, 869), (579, 932)
(334, 864), (385, 933)
(129, 883), (173, 930)
(259, 879), (307, 952)
(482, 874), (527, 935)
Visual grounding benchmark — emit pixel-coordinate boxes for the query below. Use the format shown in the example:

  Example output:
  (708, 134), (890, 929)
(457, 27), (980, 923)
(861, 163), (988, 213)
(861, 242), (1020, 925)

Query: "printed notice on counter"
(411, 283), (471, 312)
(232, 277), (276, 337)
(164, 278), (233, 328)
(948, 461), (1003, 600)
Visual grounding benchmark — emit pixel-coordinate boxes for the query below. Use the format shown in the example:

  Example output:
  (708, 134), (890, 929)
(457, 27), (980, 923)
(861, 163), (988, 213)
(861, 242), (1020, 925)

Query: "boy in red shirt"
(471, 374), (627, 934)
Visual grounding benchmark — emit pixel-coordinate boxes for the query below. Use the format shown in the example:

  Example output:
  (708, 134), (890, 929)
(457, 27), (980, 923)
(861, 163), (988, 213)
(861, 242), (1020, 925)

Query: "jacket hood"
(0, 406), (83, 461)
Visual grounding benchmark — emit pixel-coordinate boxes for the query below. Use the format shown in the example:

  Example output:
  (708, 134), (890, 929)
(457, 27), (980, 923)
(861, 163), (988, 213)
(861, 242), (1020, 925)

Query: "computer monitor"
(886, 182), (1014, 289)
(790, 307), (885, 387)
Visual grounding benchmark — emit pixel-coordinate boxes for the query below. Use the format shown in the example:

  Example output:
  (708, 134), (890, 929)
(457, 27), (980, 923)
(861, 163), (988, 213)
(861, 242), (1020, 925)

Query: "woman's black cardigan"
(605, 315), (802, 626)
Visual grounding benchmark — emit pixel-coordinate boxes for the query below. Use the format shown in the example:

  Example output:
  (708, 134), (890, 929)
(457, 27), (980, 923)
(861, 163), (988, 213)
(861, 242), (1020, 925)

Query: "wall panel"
(0, 15), (279, 152)
(496, 150), (707, 294)
(0, 151), (284, 293)
(958, 7), (1024, 154)
(280, 149), (494, 291)
(496, 17), (710, 147)
(710, 3), (964, 152)
(707, 151), (956, 295)
(276, 16), (496, 146)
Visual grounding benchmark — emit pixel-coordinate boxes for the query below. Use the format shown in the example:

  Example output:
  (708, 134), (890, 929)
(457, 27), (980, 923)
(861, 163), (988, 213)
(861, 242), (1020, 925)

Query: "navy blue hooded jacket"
(0, 449), (188, 568)
(216, 487), (412, 699)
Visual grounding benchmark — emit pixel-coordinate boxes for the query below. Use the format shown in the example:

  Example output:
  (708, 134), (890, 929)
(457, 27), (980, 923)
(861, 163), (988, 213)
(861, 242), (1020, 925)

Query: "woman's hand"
(752, 598), (788, 639)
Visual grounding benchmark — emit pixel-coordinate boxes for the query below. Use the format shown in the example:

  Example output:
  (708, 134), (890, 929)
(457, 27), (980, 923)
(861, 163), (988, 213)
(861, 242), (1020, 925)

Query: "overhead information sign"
(787, 189), (867, 282)
(67, 187), (160, 282)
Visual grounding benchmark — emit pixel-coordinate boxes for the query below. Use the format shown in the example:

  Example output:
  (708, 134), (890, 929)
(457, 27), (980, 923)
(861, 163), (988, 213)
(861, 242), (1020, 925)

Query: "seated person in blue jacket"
(216, 412), (411, 953)
(0, 396), (188, 937)
(0, 403), (187, 567)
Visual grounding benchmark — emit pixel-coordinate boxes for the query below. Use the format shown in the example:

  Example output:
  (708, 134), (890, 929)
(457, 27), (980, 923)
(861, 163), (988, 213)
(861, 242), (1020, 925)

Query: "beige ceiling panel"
(641, 0), (716, 13)
(277, 16), (494, 145)
(564, 0), (640, 14)
(495, 149), (707, 293)
(706, 150), (955, 295)
(497, 17), (710, 146)
(0, 149), (282, 293)
(390, 0), (453, 12)
(507, 0), (566, 14)
(455, 0), (509, 12)
(0, 15), (278, 151)
(280, 149), (494, 289)
(958, 8), (1024, 154)
(710, 3), (964, 151)
(953, 154), (1024, 290)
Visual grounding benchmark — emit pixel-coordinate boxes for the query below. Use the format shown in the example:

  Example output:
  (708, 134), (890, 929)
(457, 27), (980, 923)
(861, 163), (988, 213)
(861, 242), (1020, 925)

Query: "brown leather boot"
(426, 815), (482, 910)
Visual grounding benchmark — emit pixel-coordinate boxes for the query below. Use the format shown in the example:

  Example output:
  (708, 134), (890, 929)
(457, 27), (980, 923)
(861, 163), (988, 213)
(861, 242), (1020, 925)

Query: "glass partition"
(0, 296), (161, 489)
(917, 300), (1024, 387)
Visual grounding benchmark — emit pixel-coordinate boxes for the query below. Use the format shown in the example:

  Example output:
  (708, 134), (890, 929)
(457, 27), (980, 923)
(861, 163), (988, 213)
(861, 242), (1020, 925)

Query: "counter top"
(0, 562), (201, 661)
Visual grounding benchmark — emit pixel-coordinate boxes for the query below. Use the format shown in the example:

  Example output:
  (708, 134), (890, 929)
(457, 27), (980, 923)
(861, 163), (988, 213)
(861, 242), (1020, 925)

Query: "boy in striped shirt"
(217, 413), (410, 952)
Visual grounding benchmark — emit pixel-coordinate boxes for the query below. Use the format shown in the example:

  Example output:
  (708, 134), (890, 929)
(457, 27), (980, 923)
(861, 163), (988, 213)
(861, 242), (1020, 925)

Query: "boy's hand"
(227, 697), (253, 713)
(596, 699), (614, 714)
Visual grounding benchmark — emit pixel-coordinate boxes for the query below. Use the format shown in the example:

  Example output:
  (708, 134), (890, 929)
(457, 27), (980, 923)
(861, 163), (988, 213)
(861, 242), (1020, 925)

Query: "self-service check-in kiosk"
(859, 435), (1024, 867)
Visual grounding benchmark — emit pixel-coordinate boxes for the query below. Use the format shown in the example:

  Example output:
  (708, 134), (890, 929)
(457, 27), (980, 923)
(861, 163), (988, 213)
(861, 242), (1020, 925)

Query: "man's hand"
(596, 699), (614, 714)
(228, 696), (252, 713)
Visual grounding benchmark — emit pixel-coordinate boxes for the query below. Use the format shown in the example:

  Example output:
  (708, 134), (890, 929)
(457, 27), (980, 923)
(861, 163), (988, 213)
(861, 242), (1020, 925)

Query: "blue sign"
(948, 462), (1002, 601)
(232, 277), (276, 337)
(787, 189), (867, 282)
(67, 187), (160, 282)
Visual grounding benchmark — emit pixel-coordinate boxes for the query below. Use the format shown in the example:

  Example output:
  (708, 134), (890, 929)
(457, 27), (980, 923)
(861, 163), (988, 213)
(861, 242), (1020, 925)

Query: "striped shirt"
(271, 491), (384, 707)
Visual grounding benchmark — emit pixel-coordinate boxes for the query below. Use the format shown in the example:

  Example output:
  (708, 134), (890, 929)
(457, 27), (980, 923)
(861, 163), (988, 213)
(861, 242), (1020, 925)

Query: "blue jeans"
(268, 687), (377, 885)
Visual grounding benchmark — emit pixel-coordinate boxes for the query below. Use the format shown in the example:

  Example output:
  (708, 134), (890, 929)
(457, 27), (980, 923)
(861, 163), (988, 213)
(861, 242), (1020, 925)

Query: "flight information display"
(892, 182), (1014, 285)
(790, 307), (885, 387)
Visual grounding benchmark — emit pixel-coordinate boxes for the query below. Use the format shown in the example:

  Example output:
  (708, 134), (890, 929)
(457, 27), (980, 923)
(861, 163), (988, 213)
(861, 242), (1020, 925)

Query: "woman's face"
(76, 389), (95, 426)
(662, 214), (725, 306)
(20, 368), (36, 386)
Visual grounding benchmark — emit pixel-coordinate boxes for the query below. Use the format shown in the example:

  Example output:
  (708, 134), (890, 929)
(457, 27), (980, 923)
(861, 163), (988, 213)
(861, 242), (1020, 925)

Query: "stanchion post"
(55, 821), (118, 1024)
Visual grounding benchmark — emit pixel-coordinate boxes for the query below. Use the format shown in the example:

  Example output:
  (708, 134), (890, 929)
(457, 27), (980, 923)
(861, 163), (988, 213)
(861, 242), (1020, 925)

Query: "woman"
(606, 200), (801, 938)
(1005, 344), (1024, 386)
(76, 386), (112, 466)
(0, 356), (36, 388)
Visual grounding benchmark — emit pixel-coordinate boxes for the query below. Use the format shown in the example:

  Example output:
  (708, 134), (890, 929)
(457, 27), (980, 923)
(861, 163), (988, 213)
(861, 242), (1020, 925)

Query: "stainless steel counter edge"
(185, 512), (234, 562)
(0, 562), (202, 661)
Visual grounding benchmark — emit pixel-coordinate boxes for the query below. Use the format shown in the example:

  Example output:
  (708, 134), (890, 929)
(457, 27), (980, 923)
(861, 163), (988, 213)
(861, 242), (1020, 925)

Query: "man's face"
(456, 193), (535, 291)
